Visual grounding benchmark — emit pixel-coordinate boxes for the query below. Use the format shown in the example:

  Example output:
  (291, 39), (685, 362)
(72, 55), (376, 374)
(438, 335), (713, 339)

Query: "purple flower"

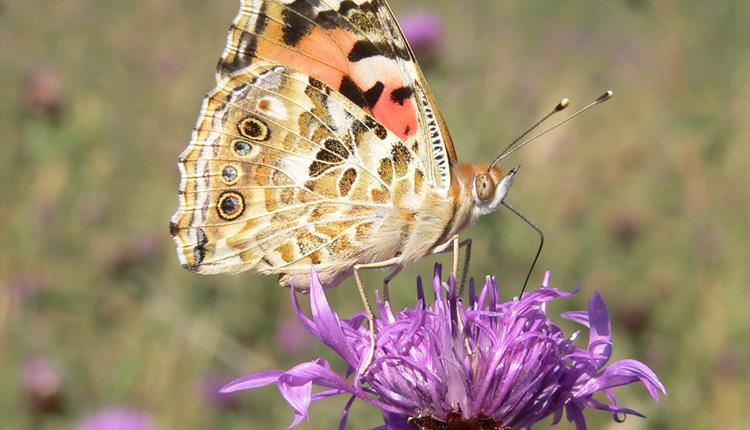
(23, 67), (64, 120)
(275, 314), (312, 356)
(21, 357), (64, 414)
(222, 266), (665, 429)
(75, 408), (154, 430)
(399, 11), (443, 62)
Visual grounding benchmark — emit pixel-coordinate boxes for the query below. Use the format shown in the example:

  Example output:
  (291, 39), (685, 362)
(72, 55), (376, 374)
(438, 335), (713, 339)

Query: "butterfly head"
(471, 165), (519, 217)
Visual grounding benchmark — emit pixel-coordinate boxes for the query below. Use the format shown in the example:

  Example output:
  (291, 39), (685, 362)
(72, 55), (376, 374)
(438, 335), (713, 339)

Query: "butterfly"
(170, 0), (610, 295)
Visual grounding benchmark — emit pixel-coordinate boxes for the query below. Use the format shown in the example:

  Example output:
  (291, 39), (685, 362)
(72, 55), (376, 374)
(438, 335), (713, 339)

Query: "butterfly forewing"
(218, 0), (455, 188)
(172, 0), (458, 286)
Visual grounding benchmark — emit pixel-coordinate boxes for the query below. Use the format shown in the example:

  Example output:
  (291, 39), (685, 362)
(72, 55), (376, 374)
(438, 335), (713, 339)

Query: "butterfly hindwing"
(172, 63), (428, 283)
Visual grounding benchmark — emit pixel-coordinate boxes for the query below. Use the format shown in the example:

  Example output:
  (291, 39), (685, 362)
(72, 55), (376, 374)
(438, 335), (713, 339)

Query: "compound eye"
(475, 174), (496, 203)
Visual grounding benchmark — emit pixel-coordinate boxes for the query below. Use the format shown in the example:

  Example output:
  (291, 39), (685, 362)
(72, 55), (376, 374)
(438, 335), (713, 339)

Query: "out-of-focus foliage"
(1, 1), (747, 429)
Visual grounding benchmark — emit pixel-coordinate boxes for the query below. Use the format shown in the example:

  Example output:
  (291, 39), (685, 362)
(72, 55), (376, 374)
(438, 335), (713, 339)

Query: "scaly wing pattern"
(171, 63), (428, 283)
(171, 0), (454, 284)
(218, 0), (456, 191)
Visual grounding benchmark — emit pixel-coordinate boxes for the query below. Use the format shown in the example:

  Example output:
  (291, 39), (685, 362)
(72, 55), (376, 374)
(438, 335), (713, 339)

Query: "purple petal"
(542, 271), (551, 288)
(338, 395), (357, 430)
(220, 370), (284, 393)
(380, 412), (413, 430)
(576, 396), (646, 418)
(586, 291), (612, 367)
(281, 359), (403, 414)
(487, 276), (498, 311)
(432, 264), (443, 302)
(566, 403), (588, 430)
(311, 388), (348, 402)
(308, 268), (358, 368)
(346, 313), (367, 331)
(291, 278), (319, 336)
(576, 359), (666, 400)
(560, 310), (589, 326)
(279, 380), (312, 428)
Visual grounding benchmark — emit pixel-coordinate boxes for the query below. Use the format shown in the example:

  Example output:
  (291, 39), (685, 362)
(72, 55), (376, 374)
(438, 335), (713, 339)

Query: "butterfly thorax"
(372, 162), (508, 268)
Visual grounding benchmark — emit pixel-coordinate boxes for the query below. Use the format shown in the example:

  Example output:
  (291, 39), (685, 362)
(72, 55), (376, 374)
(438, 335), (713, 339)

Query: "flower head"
(399, 11), (443, 63)
(22, 357), (64, 414)
(222, 266), (665, 429)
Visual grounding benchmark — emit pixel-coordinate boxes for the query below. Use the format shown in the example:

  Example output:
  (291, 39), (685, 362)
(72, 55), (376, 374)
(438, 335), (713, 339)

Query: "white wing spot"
(254, 68), (283, 90)
(256, 97), (288, 121)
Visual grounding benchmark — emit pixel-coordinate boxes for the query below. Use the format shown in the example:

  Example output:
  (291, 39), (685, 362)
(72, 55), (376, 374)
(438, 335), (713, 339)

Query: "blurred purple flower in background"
(22, 357), (64, 414)
(222, 266), (665, 429)
(8, 276), (48, 305)
(399, 11), (443, 64)
(75, 408), (154, 430)
(275, 314), (312, 356)
(23, 67), (64, 120)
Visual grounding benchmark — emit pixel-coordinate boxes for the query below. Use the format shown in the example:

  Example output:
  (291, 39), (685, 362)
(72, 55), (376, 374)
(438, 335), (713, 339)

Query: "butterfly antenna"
(490, 98), (570, 171)
(489, 90), (613, 170)
(501, 200), (544, 299)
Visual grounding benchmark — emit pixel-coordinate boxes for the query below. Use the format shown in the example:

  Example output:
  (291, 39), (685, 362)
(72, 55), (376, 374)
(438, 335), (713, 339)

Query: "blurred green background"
(2, 0), (748, 429)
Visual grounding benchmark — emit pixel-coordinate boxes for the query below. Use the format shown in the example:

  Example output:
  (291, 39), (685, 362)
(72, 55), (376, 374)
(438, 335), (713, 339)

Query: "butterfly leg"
(431, 235), (473, 355)
(459, 239), (472, 296)
(353, 257), (402, 375)
(432, 235), (473, 293)
(382, 266), (402, 303)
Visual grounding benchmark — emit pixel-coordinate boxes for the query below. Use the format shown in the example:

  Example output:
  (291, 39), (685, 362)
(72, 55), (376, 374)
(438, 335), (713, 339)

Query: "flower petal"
(307, 268), (359, 368)
(219, 370), (284, 393)
(575, 359), (666, 400)
(542, 271), (551, 288)
(586, 291), (612, 367)
(279, 380), (312, 428)
(380, 412), (413, 430)
(432, 264), (443, 303)
(576, 396), (646, 418)
(566, 403), (588, 430)
(560, 310), (589, 326)
(338, 395), (357, 430)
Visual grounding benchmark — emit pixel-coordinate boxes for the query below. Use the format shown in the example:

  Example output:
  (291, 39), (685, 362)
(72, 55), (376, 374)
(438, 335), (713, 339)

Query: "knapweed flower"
(75, 408), (154, 430)
(21, 357), (64, 414)
(23, 67), (64, 120)
(399, 11), (443, 63)
(222, 266), (665, 429)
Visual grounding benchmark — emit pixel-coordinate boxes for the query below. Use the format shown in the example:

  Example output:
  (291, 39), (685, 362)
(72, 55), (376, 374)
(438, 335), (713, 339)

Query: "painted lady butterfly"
(170, 0), (610, 297)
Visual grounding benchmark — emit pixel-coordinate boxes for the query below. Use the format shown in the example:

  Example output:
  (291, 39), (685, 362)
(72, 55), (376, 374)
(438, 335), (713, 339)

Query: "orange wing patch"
(219, 2), (421, 142)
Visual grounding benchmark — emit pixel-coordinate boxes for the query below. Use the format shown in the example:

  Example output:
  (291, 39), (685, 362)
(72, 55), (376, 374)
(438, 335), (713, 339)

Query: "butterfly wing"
(218, 0), (456, 192)
(171, 63), (429, 282)
(171, 0), (453, 284)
